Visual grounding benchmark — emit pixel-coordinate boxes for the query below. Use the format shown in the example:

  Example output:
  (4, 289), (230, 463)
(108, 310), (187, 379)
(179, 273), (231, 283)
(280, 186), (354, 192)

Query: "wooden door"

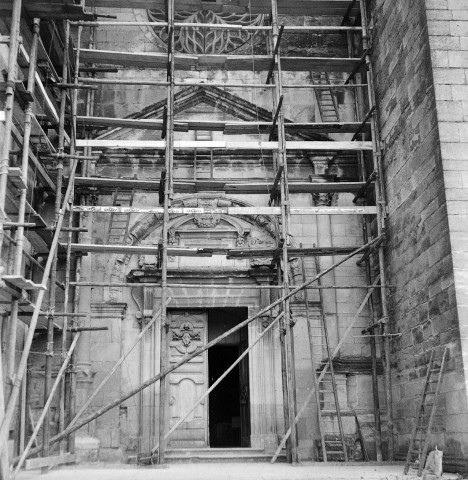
(167, 311), (208, 448)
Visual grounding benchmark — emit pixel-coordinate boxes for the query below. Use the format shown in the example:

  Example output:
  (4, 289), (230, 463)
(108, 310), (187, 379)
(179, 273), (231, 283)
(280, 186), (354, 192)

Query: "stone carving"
(261, 315), (272, 329)
(312, 193), (337, 207)
(236, 234), (246, 247)
(172, 322), (201, 349)
(168, 227), (177, 245)
(147, 9), (266, 54)
(110, 195), (278, 291)
(249, 235), (276, 268)
(250, 258), (273, 268)
(193, 212), (221, 228)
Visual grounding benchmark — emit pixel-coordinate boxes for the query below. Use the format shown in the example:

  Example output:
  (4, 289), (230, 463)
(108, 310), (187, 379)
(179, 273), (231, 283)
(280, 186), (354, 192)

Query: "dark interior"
(208, 345), (241, 447)
(208, 308), (250, 448)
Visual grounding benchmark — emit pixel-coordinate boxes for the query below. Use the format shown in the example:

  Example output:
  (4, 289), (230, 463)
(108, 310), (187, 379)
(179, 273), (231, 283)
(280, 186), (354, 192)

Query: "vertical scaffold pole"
(7, 17), (40, 382)
(0, 0), (22, 264)
(58, 19), (71, 455)
(0, 2), (22, 477)
(158, 0), (175, 464)
(42, 17), (70, 467)
(270, 0), (298, 464)
(359, 0), (393, 460)
(68, 21), (83, 455)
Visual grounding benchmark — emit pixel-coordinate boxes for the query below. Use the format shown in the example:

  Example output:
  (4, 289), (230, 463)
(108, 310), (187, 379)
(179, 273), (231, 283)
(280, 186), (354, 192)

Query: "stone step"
(165, 448), (286, 464)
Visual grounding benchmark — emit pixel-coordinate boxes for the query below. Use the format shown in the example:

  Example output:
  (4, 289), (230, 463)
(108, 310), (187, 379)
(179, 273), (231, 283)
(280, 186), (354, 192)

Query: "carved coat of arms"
(193, 199), (221, 228)
(172, 321), (202, 354)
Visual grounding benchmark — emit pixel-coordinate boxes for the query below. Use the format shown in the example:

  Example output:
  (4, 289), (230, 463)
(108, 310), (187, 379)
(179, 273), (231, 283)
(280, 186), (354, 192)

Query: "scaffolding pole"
(269, 0), (298, 464)
(359, 0), (393, 459)
(7, 17), (40, 383)
(157, 0), (175, 465)
(58, 19), (72, 456)
(0, 1), (22, 477)
(0, 0), (22, 262)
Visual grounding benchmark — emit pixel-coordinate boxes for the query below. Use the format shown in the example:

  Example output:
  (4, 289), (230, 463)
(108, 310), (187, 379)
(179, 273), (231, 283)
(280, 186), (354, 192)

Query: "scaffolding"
(0, 0), (395, 475)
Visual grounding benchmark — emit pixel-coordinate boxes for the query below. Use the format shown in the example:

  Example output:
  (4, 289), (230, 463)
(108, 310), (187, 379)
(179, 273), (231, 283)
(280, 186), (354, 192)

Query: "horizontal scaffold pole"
(71, 206), (377, 216)
(62, 244), (371, 256)
(14, 235), (381, 461)
(70, 21), (360, 32)
(69, 282), (391, 290)
(75, 139), (372, 150)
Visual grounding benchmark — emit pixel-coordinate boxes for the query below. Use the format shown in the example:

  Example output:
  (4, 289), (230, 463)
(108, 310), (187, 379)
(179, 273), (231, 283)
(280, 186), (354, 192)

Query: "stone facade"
(62, 6), (384, 463)
(370, 0), (468, 471)
(5, 0), (468, 471)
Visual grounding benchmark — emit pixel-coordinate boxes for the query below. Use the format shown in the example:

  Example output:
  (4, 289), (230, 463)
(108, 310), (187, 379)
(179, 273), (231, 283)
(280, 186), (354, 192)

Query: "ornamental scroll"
(147, 9), (266, 54)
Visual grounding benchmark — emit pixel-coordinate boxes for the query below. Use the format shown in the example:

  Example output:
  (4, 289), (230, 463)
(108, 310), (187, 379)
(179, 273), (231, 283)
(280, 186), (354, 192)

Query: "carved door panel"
(168, 311), (208, 448)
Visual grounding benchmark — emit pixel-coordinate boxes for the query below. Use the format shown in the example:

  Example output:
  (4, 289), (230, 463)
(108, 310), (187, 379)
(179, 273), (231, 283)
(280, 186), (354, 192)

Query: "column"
(248, 274), (278, 453)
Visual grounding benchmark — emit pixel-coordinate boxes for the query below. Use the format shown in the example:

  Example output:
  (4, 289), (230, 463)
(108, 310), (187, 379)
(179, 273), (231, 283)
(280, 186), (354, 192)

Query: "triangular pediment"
(95, 86), (328, 141)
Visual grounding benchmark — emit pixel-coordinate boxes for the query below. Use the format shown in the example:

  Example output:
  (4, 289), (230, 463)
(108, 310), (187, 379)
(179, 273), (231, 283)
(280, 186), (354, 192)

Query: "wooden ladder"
(303, 257), (348, 462)
(194, 130), (214, 180)
(312, 72), (340, 123)
(404, 347), (448, 475)
(107, 188), (134, 244)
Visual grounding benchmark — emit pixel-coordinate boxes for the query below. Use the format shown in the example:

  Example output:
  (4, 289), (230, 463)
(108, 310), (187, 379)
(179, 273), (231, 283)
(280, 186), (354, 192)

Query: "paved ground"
(16, 462), (460, 480)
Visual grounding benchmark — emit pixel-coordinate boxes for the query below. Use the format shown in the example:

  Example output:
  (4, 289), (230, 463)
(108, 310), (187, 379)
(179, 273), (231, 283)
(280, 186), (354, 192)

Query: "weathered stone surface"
(371, 0), (468, 467)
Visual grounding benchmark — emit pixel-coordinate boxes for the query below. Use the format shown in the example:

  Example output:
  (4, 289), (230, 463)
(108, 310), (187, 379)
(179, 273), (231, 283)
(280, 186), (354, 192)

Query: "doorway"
(207, 308), (250, 448)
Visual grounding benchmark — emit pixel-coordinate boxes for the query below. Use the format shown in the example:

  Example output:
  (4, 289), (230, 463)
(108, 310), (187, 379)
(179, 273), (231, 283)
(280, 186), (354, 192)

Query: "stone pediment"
(95, 86), (328, 142)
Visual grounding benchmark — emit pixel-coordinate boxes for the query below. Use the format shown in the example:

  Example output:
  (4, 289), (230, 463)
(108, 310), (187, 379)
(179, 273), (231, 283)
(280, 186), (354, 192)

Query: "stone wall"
(370, 0), (468, 470)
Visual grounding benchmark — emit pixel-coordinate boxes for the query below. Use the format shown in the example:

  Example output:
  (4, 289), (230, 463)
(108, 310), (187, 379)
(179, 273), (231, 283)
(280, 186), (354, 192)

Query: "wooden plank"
(76, 116), (190, 132)
(73, 177), (367, 194)
(78, 0), (360, 16)
(72, 205), (377, 215)
(10, 124), (56, 192)
(284, 122), (371, 134)
(74, 176), (160, 190)
(8, 167), (27, 189)
(19, 45), (60, 125)
(229, 246), (358, 258)
(76, 117), (370, 135)
(63, 244), (361, 257)
(1, 2), (93, 20)
(78, 49), (362, 73)
(2, 276), (47, 291)
(75, 139), (373, 151)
